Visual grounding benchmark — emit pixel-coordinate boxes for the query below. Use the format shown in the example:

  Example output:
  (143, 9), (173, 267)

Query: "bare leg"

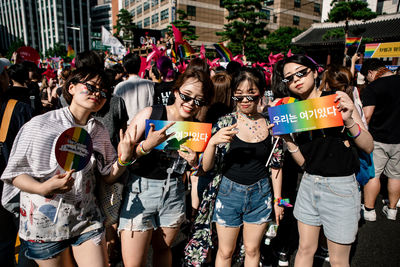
(120, 230), (153, 267)
(152, 227), (180, 267)
(72, 234), (108, 267)
(388, 178), (400, 209)
(294, 221), (320, 267)
(363, 177), (380, 209)
(215, 223), (240, 267)
(34, 247), (75, 267)
(242, 222), (268, 267)
(327, 239), (351, 267)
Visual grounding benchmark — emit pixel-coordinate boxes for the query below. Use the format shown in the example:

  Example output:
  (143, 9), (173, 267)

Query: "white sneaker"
(361, 204), (376, 221)
(382, 205), (397, 220)
(397, 199), (400, 208)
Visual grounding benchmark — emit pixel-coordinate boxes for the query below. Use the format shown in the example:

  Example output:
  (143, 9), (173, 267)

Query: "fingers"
(160, 122), (176, 133)
(267, 123), (275, 130)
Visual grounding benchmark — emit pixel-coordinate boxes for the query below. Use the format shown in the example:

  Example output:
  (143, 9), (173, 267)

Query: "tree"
(217, 0), (270, 62)
(45, 43), (67, 58)
(265, 27), (304, 54)
(114, 9), (137, 43)
(5, 38), (25, 59)
(166, 10), (198, 42)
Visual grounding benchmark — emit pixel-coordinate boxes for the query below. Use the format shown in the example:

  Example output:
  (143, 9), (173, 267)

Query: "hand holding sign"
(145, 122), (176, 151)
(42, 170), (75, 196)
(334, 91), (354, 123)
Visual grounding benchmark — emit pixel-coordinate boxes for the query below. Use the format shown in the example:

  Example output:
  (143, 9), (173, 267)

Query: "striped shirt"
(1, 107), (116, 242)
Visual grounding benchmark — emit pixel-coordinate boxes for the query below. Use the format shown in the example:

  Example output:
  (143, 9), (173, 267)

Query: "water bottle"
(264, 222), (278, 245)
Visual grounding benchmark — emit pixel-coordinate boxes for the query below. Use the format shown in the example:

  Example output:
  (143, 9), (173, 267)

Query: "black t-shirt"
(223, 135), (272, 185)
(296, 91), (359, 176)
(153, 81), (174, 106)
(361, 75), (400, 144)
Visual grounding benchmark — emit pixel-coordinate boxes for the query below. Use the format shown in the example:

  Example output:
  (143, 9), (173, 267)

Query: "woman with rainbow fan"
(272, 55), (373, 267)
(201, 67), (284, 267)
(1, 68), (136, 267)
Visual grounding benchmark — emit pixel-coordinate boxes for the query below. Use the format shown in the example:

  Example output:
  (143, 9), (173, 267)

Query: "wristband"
(190, 153), (204, 176)
(117, 157), (136, 166)
(347, 123), (361, 138)
(139, 140), (150, 155)
(274, 197), (293, 207)
(287, 146), (299, 153)
(345, 120), (356, 129)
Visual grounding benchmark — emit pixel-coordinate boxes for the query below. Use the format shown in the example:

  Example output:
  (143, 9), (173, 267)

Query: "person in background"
(360, 58), (400, 221)
(153, 56), (175, 106)
(114, 53), (154, 125)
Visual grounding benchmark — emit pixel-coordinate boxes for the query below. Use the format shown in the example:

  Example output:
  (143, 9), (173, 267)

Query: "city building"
(321, 0), (400, 22)
(92, 0), (113, 33)
(0, 0), (91, 54)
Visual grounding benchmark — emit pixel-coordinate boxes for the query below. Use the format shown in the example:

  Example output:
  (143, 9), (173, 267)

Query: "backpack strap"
(149, 105), (166, 121)
(0, 99), (18, 142)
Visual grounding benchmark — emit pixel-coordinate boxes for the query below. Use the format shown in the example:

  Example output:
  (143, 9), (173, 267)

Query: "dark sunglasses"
(282, 68), (310, 84)
(231, 95), (260, 102)
(81, 82), (108, 98)
(179, 91), (207, 107)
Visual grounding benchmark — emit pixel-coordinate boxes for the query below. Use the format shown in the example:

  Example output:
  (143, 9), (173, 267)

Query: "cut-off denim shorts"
(118, 174), (186, 232)
(293, 172), (361, 244)
(24, 228), (104, 260)
(212, 176), (273, 227)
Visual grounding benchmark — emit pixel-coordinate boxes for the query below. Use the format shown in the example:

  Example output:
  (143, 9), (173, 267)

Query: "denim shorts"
(212, 176), (272, 227)
(24, 228), (104, 260)
(118, 174), (186, 232)
(294, 172), (361, 244)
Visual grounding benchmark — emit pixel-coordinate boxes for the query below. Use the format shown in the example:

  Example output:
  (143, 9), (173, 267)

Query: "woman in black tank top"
(119, 68), (214, 267)
(272, 55), (373, 267)
(202, 68), (284, 266)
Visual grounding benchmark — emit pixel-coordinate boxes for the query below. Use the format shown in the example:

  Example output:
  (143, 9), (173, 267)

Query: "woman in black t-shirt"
(272, 55), (373, 267)
(202, 67), (284, 267)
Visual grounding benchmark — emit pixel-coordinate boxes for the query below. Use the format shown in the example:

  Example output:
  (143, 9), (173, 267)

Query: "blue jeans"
(212, 176), (273, 227)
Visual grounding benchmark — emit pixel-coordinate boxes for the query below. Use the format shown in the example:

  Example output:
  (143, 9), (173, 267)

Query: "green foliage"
(45, 43), (67, 58)
(328, 0), (377, 23)
(217, 0), (270, 62)
(166, 10), (198, 42)
(113, 9), (136, 41)
(265, 27), (304, 54)
(5, 39), (25, 59)
(322, 28), (345, 41)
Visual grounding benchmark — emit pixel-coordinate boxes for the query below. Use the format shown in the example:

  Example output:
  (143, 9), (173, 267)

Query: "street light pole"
(66, 25), (83, 53)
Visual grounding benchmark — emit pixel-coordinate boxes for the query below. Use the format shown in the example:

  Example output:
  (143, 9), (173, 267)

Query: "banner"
(268, 95), (343, 135)
(16, 46), (40, 65)
(145, 120), (212, 152)
(364, 42), (400, 58)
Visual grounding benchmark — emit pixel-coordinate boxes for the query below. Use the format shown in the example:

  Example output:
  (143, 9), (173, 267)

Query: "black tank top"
(128, 105), (180, 180)
(296, 91), (359, 176)
(223, 135), (272, 185)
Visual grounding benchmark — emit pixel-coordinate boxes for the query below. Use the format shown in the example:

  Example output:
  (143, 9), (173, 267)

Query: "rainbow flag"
(214, 43), (233, 62)
(178, 41), (194, 58)
(67, 44), (75, 58)
(345, 37), (361, 48)
(364, 43), (380, 58)
(145, 120), (212, 152)
(268, 95), (343, 135)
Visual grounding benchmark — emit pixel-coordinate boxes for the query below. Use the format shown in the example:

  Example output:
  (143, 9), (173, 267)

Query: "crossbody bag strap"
(0, 99), (18, 142)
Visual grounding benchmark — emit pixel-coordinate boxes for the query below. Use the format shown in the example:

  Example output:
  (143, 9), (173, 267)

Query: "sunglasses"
(81, 82), (108, 98)
(178, 91), (207, 107)
(231, 95), (260, 102)
(282, 68), (310, 84)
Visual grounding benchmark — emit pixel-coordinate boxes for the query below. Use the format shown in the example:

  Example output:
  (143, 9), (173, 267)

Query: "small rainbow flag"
(268, 94), (343, 135)
(345, 37), (361, 48)
(214, 43), (233, 62)
(178, 41), (194, 58)
(67, 44), (75, 58)
(364, 43), (380, 58)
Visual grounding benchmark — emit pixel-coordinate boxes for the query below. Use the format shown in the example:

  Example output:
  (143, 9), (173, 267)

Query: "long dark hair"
(231, 67), (267, 96)
(271, 54), (319, 98)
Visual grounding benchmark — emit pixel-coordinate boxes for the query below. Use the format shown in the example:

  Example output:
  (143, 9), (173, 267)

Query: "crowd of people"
(0, 47), (399, 267)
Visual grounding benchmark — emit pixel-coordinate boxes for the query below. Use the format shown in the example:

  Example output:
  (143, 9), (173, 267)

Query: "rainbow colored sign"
(145, 120), (212, 152)
(268, 95), (343, 135)
(55, 127), (93, 171)
(365, 42), (400, 58)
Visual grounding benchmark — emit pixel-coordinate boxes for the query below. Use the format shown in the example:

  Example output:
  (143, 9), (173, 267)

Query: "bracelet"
(287, 145), (299, 153)
(274, 197), (293, 207)
(190, 153), (204, 176)
(345, 120), (356, 129)
(138, 140), (150, 155)
(117, 157), (136, 166)
(347, 123), (361, 138)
